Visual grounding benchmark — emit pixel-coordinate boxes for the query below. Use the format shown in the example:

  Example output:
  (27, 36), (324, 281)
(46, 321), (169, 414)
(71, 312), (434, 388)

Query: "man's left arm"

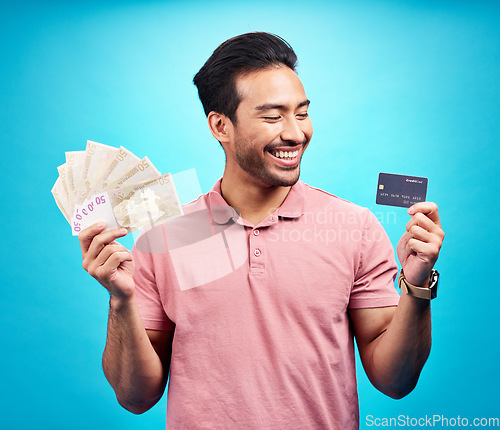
(350, 202), (445, 399)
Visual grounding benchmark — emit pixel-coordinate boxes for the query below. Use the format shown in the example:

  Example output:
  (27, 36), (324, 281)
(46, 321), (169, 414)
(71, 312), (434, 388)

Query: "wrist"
(109, 292), (136, 311)
(415, 276), (430, 289)
(398, 269), (439, 300)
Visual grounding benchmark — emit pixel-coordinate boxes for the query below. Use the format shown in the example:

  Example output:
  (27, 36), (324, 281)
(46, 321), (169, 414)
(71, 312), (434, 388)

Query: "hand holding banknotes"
(396, 202), (445, 287)
(80, 223), (135, 299)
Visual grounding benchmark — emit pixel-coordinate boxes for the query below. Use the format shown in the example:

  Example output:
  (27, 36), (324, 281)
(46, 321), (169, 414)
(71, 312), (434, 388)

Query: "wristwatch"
(398, 269), (439, 300)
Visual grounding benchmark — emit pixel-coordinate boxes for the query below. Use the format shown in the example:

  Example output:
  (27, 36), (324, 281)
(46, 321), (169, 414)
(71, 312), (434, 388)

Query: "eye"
(264, 116), (281, 122)
(296, 113), (309, 119)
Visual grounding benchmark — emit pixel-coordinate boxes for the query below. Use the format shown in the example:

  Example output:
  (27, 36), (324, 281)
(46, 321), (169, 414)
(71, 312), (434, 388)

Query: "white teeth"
(272, 150), (299, 159)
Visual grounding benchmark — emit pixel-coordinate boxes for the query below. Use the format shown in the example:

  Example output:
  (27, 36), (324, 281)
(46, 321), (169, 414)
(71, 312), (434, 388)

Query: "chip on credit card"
(376, 173), (428, 208)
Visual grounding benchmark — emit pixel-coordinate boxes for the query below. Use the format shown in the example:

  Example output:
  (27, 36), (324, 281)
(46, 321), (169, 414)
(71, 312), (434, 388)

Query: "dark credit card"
(376, 173), (428, 208)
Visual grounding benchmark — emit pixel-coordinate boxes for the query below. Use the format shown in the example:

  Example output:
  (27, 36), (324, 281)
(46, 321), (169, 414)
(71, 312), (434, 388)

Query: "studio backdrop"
(1, 1), (498, 429)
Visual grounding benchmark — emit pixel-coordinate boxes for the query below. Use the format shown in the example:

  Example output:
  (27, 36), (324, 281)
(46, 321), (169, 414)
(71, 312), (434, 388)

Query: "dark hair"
(193, 32), (298, 123)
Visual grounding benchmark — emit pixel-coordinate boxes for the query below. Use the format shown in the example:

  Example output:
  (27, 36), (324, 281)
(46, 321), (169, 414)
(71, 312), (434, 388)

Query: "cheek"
(304, 120), (313, 140)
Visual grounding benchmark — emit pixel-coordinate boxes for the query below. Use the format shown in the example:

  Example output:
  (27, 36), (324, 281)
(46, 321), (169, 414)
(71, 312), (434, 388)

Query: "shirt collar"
(276, 180), (306, 219)
(207, 179), (240, 224)
(207, 178), (305, 225)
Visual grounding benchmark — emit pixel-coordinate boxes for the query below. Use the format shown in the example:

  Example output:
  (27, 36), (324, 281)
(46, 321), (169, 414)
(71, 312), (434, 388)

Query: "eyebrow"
(254, 99), (311, 112)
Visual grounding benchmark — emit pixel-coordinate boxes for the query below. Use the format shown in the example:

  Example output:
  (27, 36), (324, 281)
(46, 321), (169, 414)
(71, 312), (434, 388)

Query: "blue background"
(1, 1), (499, 428)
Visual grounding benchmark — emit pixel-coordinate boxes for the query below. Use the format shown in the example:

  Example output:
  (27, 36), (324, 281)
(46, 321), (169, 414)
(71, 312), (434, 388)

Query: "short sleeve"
(132, 231), (175, 331)
(348, 210), (400, 309)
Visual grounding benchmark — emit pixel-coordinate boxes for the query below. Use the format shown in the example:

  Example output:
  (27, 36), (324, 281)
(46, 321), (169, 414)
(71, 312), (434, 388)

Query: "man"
(79, 32), (444, 429)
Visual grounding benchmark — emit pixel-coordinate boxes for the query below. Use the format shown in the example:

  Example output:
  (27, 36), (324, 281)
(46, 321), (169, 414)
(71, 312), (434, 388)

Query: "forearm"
(367, 294), (431, 398)
(102, 294), (167, 414)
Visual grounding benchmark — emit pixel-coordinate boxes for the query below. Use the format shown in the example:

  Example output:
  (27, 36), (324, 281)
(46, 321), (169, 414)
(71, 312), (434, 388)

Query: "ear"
(207, 111), (233, 149)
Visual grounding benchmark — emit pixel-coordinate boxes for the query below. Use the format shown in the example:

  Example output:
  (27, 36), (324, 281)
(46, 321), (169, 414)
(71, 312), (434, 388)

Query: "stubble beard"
(234, 135), (302, 187)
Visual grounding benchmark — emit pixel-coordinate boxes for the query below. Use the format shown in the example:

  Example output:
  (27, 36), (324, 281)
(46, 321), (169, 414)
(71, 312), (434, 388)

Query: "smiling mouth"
(270, 149), (300, 160)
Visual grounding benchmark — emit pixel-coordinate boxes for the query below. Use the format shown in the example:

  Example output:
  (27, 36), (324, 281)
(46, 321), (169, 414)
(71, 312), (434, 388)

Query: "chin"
(262, 169), (301, 187)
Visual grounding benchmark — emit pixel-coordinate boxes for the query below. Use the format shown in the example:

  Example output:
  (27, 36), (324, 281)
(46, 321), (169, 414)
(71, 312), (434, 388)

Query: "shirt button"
(253, 229), (260, 236)
(254, 248), (261, 257)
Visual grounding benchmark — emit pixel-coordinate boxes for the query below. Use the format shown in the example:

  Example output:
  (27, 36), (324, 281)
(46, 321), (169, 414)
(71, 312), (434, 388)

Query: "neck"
(220, 169), (292, 226)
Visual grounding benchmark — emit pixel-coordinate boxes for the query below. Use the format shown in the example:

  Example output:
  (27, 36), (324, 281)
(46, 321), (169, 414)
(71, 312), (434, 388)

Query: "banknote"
(76, 141), (118, 205)
(108, 156), (160, 189)
(65, 151), (86, 208)
(110, 173), (182, 231)
(89, 146), (140, 194)
(51, 177), (71, 223)
(72, 174), (182, 235)
(56, 163), (70, 209)
(52, 141), (183, 235)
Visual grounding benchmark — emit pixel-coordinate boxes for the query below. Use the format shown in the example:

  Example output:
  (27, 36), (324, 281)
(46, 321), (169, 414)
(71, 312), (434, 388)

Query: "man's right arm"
(79, 223), (171, 414)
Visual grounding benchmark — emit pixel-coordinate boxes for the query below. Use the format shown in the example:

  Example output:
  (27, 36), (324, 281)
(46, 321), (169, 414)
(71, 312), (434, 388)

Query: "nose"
(280, 116), (306, 144)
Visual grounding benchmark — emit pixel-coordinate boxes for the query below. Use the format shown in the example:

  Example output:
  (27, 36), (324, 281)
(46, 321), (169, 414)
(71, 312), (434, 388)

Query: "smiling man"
(209, 64), (312, 225)
(79, 32), (444, 429)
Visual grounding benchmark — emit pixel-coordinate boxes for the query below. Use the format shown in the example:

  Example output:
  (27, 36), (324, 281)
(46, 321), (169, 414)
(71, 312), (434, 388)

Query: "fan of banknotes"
(51, 140), (183, 235)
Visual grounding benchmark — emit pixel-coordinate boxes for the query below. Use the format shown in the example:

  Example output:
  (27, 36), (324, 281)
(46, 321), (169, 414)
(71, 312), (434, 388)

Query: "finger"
(87, 243), (130, 275)
(406, 214), (445, 244)
(407, 224), (434, 244)
(406, 212), (444, 237)
(94, 251), (134, 280)
(84, 227), (129, 265)
(406, 237), (441, 261)
(399, 230), (410, 244)
(407, 202), (441, 227)
(79, 222), (106, 255)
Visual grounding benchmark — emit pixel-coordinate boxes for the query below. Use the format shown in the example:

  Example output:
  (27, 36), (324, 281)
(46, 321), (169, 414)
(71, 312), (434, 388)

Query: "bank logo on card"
(376, 173), (428, 208)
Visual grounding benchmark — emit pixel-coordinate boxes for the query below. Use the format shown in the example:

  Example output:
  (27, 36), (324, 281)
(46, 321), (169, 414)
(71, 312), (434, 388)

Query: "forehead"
(234, 66), (308, 110)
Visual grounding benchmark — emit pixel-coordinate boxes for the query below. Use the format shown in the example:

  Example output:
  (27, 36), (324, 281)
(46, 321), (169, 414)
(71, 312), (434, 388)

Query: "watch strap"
(398, 269), (439, 300)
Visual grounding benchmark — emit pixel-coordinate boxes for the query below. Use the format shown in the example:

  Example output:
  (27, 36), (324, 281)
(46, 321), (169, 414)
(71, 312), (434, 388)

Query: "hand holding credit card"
(376, 173), (428, 208)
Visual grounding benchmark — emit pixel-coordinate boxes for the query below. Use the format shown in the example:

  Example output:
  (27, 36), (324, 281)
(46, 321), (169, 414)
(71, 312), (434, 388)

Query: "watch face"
(429, 270), (439, 299)
(429, 284), (438, 299)
(430, 270), (439, 288)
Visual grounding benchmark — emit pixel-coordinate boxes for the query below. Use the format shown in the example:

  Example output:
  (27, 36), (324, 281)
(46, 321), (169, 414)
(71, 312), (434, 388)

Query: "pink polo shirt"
(132, 179), (400, 429)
